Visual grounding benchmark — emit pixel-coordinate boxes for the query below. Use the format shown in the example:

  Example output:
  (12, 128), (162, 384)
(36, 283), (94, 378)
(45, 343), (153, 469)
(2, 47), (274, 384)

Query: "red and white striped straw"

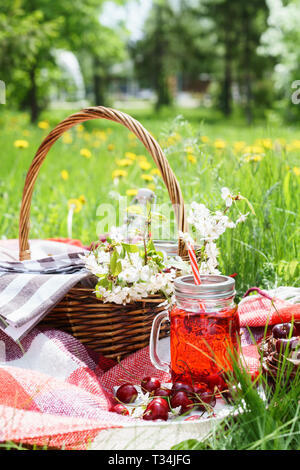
(187, 241), (201, 285)
(186, 241), (206, 311)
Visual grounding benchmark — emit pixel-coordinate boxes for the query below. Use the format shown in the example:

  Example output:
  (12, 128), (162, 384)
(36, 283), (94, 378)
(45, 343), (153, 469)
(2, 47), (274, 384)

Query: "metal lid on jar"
(174, 274), (235, 300)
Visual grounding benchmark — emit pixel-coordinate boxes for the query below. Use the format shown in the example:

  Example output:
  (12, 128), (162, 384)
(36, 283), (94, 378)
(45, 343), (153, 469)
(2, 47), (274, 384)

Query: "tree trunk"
(243, 8), (253, 125)
(93, 57), (106, 105)
(153, 3), (172, 111)
(28, 66), (39, 123)
(222, 57), (232, 116)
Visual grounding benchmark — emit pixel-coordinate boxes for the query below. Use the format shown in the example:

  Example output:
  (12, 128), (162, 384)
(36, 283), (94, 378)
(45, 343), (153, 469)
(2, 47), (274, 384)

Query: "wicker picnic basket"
(18, 106), (188, 360)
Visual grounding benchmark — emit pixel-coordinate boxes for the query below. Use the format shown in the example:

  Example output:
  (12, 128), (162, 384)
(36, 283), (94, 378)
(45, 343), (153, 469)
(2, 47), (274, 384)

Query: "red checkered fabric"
(0, 293), (295, 449)
(238, 294), (300, 327)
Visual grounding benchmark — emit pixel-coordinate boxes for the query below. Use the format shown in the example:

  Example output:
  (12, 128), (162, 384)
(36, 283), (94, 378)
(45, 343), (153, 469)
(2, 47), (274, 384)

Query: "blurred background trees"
(0, 0), (300, 123)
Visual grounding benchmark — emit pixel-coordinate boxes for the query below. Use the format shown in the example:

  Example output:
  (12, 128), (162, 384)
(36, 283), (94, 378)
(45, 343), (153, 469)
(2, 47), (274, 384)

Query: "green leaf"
(283, 171), (291, 209)
(122, 243), (139, 253)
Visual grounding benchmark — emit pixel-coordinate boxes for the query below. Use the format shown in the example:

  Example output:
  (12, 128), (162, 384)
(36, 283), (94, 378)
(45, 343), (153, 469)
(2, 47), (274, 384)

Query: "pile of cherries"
(111, 376), (217, 421)
(272, 322), (300, 354)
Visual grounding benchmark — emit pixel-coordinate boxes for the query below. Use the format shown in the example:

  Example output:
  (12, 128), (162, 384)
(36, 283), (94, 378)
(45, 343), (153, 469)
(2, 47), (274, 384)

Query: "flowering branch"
(180, 188), (252, 275)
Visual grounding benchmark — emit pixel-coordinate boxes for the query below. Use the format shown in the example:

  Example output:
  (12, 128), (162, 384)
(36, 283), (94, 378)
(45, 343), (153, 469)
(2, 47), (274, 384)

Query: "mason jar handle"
(149, 310), (170, 373)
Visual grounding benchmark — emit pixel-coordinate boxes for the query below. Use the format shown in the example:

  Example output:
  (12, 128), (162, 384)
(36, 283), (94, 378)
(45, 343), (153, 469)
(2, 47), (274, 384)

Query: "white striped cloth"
(0, 252), (91, 341)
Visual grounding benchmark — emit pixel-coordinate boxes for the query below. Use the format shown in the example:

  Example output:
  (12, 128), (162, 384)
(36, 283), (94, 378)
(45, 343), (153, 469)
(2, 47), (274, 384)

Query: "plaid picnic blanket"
(0, 250), (90, 341)
(0, 289), (298, 450)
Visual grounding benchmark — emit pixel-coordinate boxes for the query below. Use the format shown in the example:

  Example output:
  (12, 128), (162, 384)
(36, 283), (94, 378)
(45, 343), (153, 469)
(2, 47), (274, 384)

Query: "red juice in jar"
(170, 303), (239, 389)
(150, 275), (240, 392)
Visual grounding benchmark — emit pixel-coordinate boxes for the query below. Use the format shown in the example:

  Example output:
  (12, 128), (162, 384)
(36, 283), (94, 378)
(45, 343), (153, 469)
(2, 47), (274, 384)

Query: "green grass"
(173, 341), (300, 451)
(1, 106), (299, 450)
(1, 106), (299, 298)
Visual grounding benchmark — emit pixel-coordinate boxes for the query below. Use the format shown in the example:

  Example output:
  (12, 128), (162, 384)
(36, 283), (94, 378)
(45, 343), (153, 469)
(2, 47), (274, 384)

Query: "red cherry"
(272, 323), (297, 339)
(111, 404), (129, 416)
(143, 398), (169, 421)
(207, 374), (226, 391)
(196, 391), (216, 411)
(141, 377), (161, 394)
(171, 381), (194, 396)
(193, 383), (209, 395)
(150, 396), (170, 408)
(170, 391), (194, 414)
(154, 387), (172, 398)
(116, 384), (138, 404)
(150, 396), (170, 411)
(275, 337), (299, 354)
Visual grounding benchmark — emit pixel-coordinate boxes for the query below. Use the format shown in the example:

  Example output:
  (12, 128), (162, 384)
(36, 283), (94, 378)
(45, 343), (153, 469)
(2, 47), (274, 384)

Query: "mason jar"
(150, 274), (240, 391)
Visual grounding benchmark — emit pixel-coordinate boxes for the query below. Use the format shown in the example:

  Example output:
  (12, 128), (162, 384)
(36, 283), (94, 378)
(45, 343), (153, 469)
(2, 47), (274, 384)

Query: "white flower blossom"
(82, 229), (178, 304)
(236, 212), (249, 224)
(109, 226), (126, 243)
(182, 190), (250, 275)
(221, 187), (234, 207)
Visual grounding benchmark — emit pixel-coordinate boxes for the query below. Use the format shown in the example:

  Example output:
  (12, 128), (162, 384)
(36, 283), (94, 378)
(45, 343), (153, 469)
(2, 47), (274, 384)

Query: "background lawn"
(0, 106), (299, 299)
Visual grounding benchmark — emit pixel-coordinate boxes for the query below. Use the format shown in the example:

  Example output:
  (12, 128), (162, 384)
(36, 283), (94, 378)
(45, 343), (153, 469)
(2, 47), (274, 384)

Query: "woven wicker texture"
(18, 106), (187, 359)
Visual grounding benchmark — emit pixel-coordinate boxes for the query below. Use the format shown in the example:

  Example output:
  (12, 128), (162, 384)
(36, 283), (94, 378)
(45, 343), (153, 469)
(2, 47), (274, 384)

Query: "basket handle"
(19, 106), (188, 260)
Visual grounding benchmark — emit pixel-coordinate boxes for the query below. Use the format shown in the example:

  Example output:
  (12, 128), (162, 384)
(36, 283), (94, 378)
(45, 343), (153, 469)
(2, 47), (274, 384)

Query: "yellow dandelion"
(14, 139), (29, 149)
(150, 168), (161, 176)
(214, 139), (226, 150)
(116, 158), (133, 167)
(187, 154), (196, 164)
(147, 183), (156, 191)
(61, 170), (69, 181)
(262, 138), (273, 150)
(80, 148), (92, 159)
(38, 121), (49, 130)
(128, 132), (136, 140)
(125, 152), (137, 160)
(112, 169), (127, 179)
(126, 189), (138, 197)
(141, 174), (153, 182)
(126, 205), (143, 215)
(94, 130), (107, 141)
(185, 146), (194, 153)
(107, 144), (115, 151)
(137, 155), (148, 162)
(22, 130), (30, 137)
(166, 133), (181, 147)
(292, 167), (300, 176)
(201, 136), (210, 143)
(68, 198), (82, 213)
(233, 141), (246, 153)
(62, 133), (72, 144)
(78, 194), (87, 204)
(245, 154), (263, 163)
(244, 145), (264, 155)
(291, 139), (300, 150)
(76, 124), (84, 133)
(139, 160), (152, 171)
(276, 138), (286, 146)
(83, 132), (91, 141)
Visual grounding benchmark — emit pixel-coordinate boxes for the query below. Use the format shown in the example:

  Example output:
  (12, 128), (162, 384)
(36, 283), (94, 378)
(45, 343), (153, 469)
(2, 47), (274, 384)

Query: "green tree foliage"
(187, 0), (271, 121)
(0, 0), (126, 121)
(0, 1), (60, 121)
(259, 0), (300, 121)
(132, 0), (271, 122)
(131, 0), (181, 110)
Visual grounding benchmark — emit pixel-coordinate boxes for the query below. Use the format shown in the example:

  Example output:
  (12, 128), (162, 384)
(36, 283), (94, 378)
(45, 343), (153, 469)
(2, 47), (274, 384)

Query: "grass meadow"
(0, 105), (300, 450)
(1, 106), (299, 299)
